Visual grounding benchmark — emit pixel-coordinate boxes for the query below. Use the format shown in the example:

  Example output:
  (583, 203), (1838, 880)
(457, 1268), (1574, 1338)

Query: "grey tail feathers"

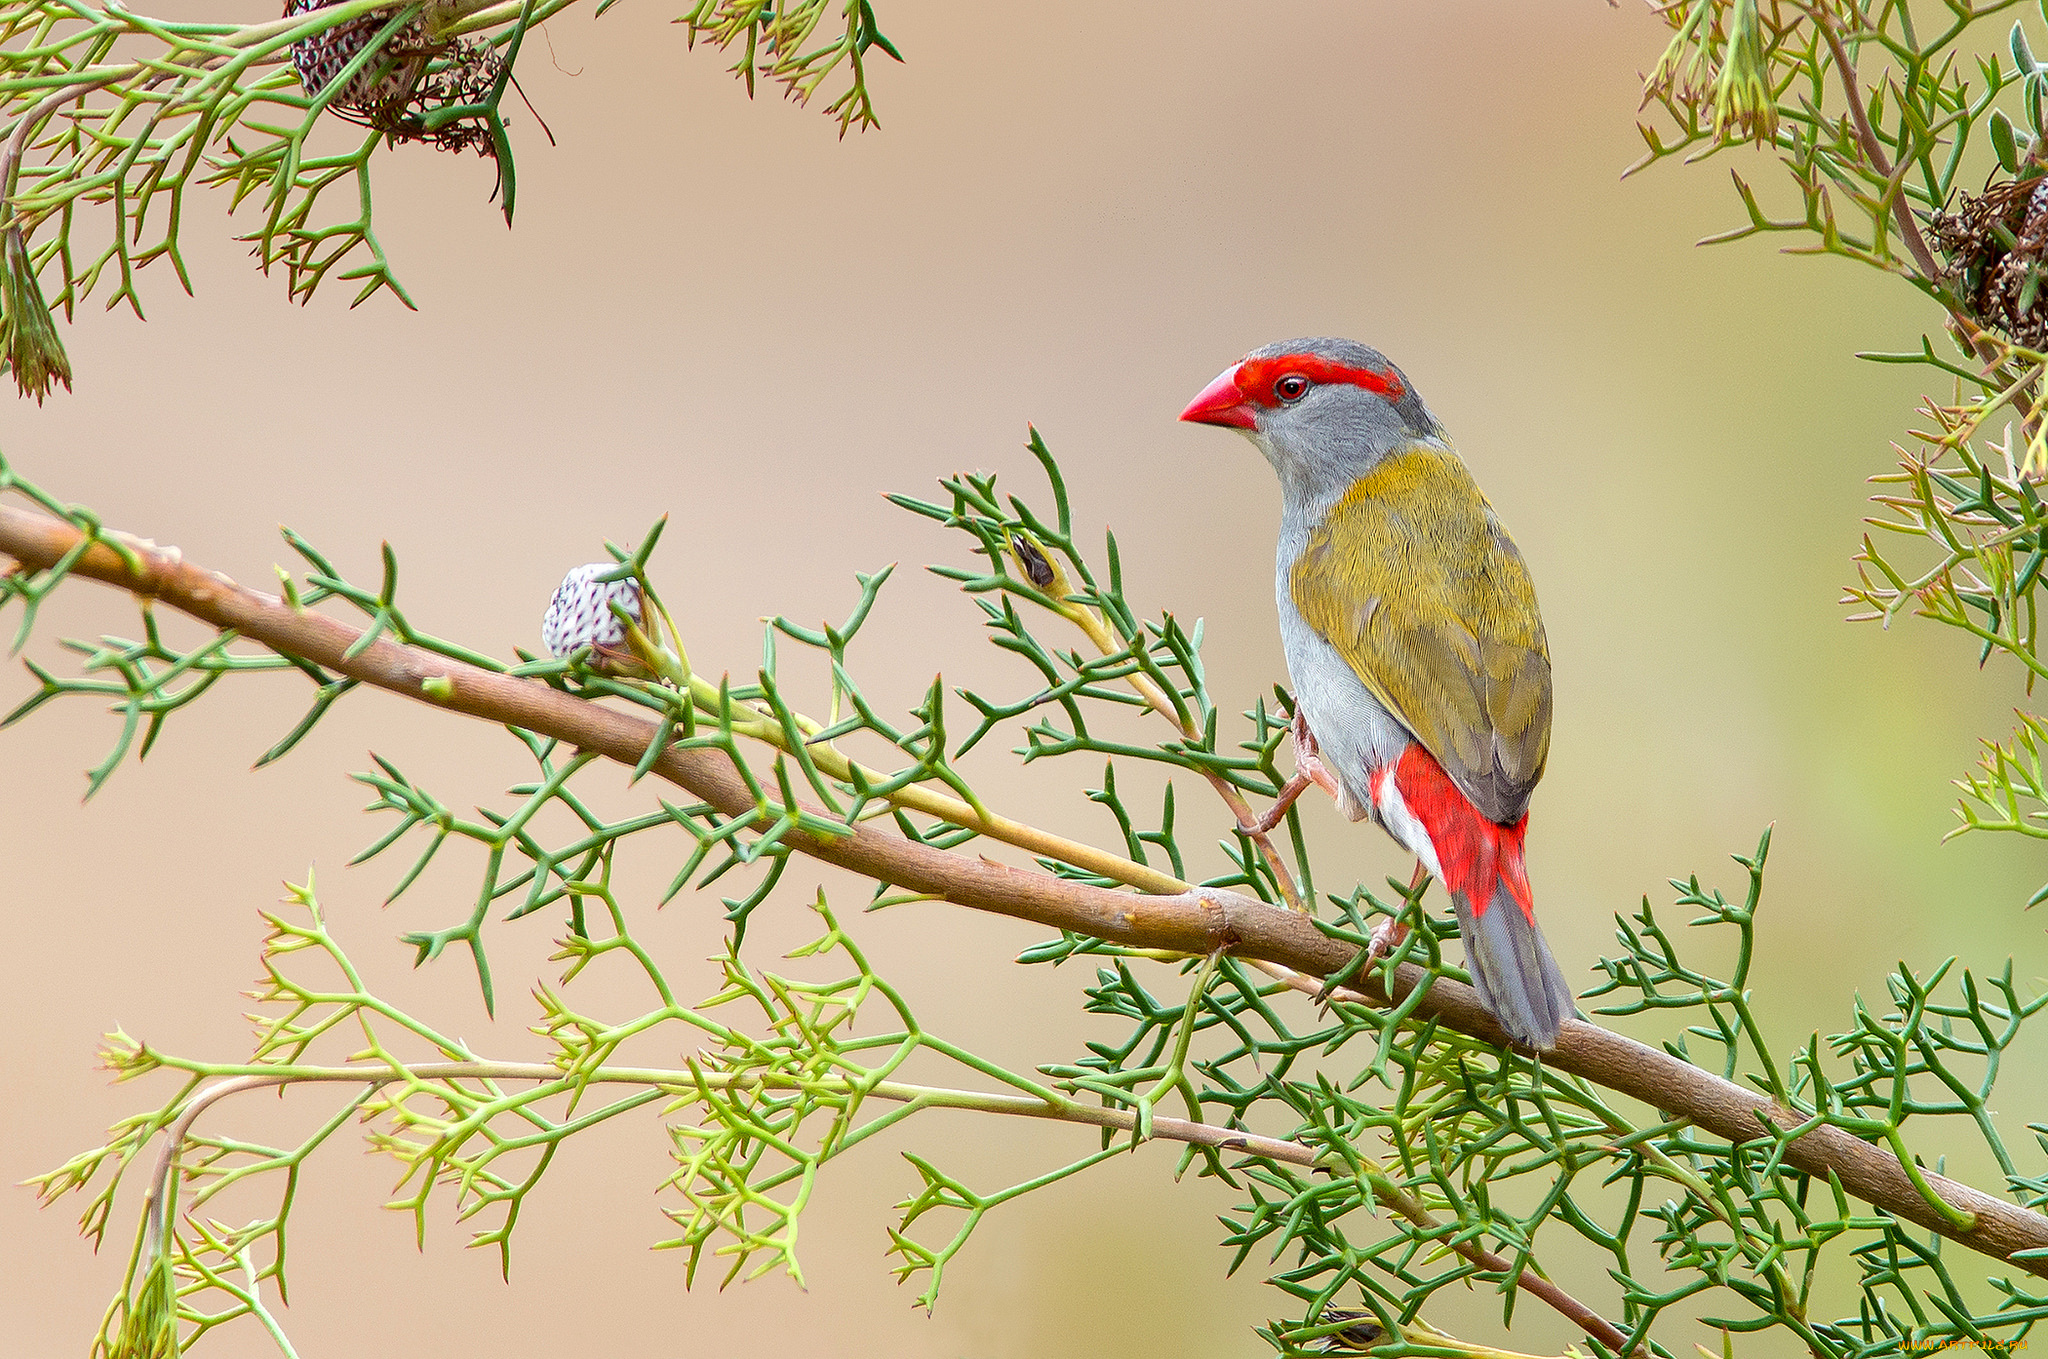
(1453, 888), (1575, 1051)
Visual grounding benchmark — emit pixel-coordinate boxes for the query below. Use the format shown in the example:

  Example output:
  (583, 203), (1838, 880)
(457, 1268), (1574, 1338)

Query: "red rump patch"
(1236, 353), (1406, 407)
(1390, 745), (1534, 924)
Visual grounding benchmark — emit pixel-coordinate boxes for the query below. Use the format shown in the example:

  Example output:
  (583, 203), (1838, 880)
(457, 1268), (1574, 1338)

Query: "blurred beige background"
(7, 2), (2048, 1355)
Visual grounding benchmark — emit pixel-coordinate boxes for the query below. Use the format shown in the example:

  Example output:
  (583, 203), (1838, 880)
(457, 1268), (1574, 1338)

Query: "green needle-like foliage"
(8, 437), (2048, 1359)
(20, 6), (2048, 1353)
(0, 0), (899, 393)
(1633, 0), (2048, 914)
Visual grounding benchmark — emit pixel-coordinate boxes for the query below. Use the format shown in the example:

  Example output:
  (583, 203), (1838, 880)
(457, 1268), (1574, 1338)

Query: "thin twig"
(1799, 2), (2002, 361)
(1793, 5), (2047, 468)
(673, 667), (1190, 895)
(1056, 603), (1308, 911)
(136, 1058), (1633, 1352)
(0, 74), (121, 218)
(1804, 6), (1943, 283)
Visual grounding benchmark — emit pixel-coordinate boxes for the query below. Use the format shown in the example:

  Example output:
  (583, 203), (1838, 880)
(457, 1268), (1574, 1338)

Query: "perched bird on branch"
(1181, 337), (1574, 1049)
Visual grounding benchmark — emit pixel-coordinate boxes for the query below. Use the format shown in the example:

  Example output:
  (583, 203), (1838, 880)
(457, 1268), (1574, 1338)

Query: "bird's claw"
(1247, 711), (1345, 834)
(1313, 914), (1413, 1011)
(1366, 914), (1411, 968)
(1292, 710), (1344, 802)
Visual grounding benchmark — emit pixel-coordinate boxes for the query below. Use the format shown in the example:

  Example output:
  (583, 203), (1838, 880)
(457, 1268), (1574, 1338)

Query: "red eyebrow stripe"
(1236, 353), (1405, 406)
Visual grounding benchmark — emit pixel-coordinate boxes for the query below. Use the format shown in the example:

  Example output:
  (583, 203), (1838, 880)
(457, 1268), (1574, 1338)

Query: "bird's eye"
(1274, 374), (1311, 402)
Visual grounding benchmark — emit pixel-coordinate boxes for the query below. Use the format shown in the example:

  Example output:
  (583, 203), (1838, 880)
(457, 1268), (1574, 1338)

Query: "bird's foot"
(1365, 915), (1411, 968)
(1314, 876), (1421, 1007)
(1293, 711), (1345, 801)
(1365, 863), (1425, 965)
(1247, 712), (1344, 834)
(1247, 772), (1311, 834)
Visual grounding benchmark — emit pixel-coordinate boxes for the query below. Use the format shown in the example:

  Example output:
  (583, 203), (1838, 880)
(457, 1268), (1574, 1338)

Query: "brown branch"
(5, 502), (2047, 1294)
(1805, 8), (1945, 285)
(1796, 2), (2019, 376)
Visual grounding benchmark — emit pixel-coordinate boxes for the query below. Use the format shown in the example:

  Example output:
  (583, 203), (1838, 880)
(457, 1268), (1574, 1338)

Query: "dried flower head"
(283, 0), (505, 155)
(1931, 177), (2048, 347)
(1007, 531), (1055, 589)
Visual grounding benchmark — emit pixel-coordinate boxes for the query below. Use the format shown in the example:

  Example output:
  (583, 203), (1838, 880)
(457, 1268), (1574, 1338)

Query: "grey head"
(1179, 336), (1443, 509)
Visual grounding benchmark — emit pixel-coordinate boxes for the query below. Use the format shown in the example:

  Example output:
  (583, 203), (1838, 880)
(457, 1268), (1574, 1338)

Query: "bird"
(1179, 337), (1574, 1049)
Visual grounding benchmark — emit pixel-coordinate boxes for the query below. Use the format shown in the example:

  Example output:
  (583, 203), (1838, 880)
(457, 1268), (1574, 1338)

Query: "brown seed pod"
(1008, 531), (1056, 589)
(1931, 175), (2048, 347)
(1307, 1310), (1386, 1352)
(283, 0), (505, 155)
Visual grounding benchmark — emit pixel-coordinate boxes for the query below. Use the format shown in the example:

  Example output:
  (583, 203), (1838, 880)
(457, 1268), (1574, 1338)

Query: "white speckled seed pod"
(542, 564), (643, 659)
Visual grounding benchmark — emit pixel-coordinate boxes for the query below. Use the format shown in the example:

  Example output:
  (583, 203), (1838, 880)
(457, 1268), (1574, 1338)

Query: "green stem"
(1886, 1126), (1980, 1231)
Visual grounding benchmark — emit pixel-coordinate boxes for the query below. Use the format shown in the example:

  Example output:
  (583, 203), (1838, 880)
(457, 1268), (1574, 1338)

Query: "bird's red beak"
(1179, 365), (1256, 430)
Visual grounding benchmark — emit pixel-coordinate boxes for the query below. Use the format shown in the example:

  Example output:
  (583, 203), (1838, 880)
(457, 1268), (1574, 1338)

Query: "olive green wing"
(1291, 447), (1552, 825)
